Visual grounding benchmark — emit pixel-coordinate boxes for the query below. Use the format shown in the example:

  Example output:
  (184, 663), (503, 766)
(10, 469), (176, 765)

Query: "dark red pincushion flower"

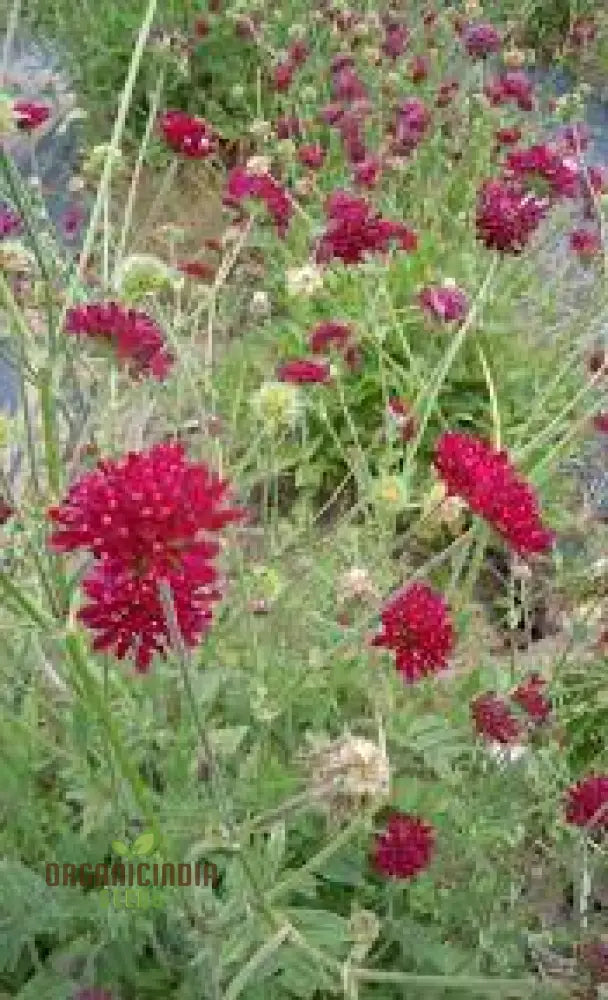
(372, 582), (454, 683)
(476, 178), (548, 253)
(274, 60), (294, 92)
(332, 65), (367, 103)
(337, 109), (367, 164)
(277, 115), (302, 140)
(505, 143), (580, 200)
(578, 940), (608, 983)
(393, 99), (431, 156)
(570, 227), (601, 259)
(0, 202), (22, 238)
(419, 284), (468, 323)
(495, 126), (522, 147)
(382, 21), (409, 59)
(309, 320), (351, 353)
(387, 397), (416, 442)
(317, 190), (417, 266)
(354, 156), (382, 188)
(436, 79), (459, 107)
(433, 431), (554, 555)
(321, 102), (345, 127)
(471, 692), (521, 744)
(298, 143), (325, 169)
(159, 111), (216, 158)
(410, 55), (430, 83)
(570, 16), (596, 47)
(0, 498), (13, 525)
(79, 555), (220, 672)
(289, 40), (309, 67)
(48, 443), (245, 670)
(48, 442), (243, 566)
(178, 259), (216, 281)
(224, 167), (292, 237)
(463, 21), (501, 58)
(194, 16), (209, 38)
(65, 301), (173, 380)
(277, 359), (331, 384)
(13, 99), (50, 131)
(565, 775), (608, 830)
(484, 71), (534, 111)
(594, 412), (608, 433)
(512, 673), (551, 723)
(372, 811), (435, 880)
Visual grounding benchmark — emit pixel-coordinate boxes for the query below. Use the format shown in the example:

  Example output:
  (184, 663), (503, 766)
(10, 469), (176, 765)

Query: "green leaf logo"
(111, 839), (131, 857)
(132, 831), (155, 856)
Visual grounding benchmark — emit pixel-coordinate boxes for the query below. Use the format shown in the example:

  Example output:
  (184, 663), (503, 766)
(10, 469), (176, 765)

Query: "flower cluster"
(159, 110), (216, 158)
(317, 190), (417, 266)
(372, 811), (435, 880)
(13, 99), (50, 131)
(419, 284), (468, 323)
(434, 431), (554, 555)
(277, 359), (331, 384)
(565, 775), (608, 831)
(372, 582), (454, 683)
(0, 202), (21, 239)
(505, 144), (580, 200)
(65, 302), (173, 380)
(225, 166), (292, 237)
(48, 443), (245, 671)
(392, 98), (431, 156)
(472, 673), (551, 745)
(484, 71), (534, 112)
(476, 179), (548, 254)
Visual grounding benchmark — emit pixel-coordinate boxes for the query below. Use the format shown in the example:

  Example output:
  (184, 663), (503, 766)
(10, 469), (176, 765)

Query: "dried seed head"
(303, 732), (390, 818)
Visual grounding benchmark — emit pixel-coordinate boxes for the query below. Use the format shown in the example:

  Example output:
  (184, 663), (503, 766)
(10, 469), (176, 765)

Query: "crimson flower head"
(392, 99), (431, 156)
(317, 190), (417, 266)
(511, 673), (551, 723)
(484, 71), (534, 111)
(372, 811), (435, 880)
(276, 115), (302, 140)
(434, 431), (554, 556)
(298, 143), (325, 170)
(558, 123), (591, 154)
(410, 55), (430, 82)
(382, 21), (409, 59)
(277, 358), (331, 384)
(495, 126), (522, 147)
(274, 60), (294, 92)
(476, 178), (548, 253)
(463, 21), (501, 58)
(419, 284), (468, 323)
(354, 156), (382, 188)
(505, 143), (580, 200)
(336, 109), (367, 164)
(372, 582), (454, 683)
(436, 78), (459, 107)
(0, 202), (21, 238)
(565, 775), (608, 831)
(594, 412), (608, 433)
(332, 65), (367, 103)
(578, 940), (608, 983)
(225, 167), (292, 237)
(289, 40), (309, 67)
(65, 301), (173, 381)
(159, 110), (216, 158)
(48, 443), (245, 672)
(471, 692), (521, 744)
(309, 320), (351, 353)
(570, 227), (601, 259)
(570, 16), (596, 47)
(13, 99), (50, 131)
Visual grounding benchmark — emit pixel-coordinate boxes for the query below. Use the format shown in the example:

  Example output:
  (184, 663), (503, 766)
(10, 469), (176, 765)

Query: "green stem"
(64, 630), (163, 851)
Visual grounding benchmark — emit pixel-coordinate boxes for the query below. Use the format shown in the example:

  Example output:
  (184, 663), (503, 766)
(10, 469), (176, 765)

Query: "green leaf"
(131, 831), (155, 856)
(111, 839), (130, 856)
